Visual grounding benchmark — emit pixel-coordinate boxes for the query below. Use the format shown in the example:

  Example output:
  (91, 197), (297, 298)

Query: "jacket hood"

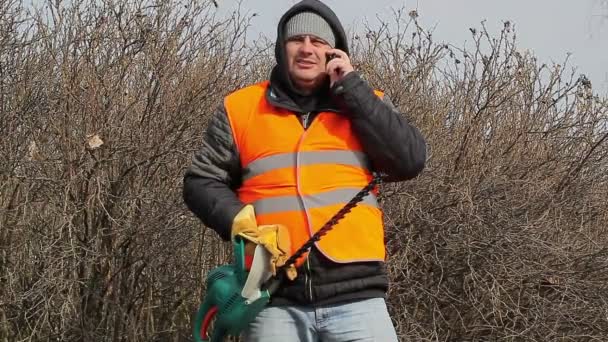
(270, 0), (349, 109)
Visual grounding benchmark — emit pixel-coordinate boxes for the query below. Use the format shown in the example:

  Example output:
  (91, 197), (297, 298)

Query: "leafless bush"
(1, 2), (606, 342)
(1, 0), (267, 340)
(354, 10), (608, 341)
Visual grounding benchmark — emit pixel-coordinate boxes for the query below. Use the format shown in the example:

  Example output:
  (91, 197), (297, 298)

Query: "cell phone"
(326, 53), (338, 64)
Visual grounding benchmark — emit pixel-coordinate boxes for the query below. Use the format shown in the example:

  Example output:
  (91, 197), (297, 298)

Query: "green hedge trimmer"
(193, 176), (381, 342)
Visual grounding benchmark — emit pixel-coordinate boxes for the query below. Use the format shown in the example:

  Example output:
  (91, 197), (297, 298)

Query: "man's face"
(285, 35), (333, 93)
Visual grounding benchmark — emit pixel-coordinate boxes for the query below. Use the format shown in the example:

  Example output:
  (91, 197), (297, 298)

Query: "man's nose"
(299, 36), (314, 53)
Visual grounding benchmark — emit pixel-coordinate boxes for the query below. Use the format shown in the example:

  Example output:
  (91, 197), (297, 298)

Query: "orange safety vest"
(225, 81), (386, 265)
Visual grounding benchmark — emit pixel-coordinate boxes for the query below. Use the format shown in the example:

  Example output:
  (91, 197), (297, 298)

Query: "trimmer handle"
(192, 238), (247, 342)
(193, 298), (216, 342)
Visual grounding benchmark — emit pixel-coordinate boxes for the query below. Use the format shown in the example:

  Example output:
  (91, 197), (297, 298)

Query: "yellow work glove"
(231, 204), (259, 242)
(257, 224), (297, 281)
(230, 205), (297, 280)
(231, 204), (261, 262)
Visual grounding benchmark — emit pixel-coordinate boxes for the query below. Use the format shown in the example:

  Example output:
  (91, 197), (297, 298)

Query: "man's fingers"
(326, 59), (345, 75)
(326, 48), (349, 61)
(285, 265), (297, 281)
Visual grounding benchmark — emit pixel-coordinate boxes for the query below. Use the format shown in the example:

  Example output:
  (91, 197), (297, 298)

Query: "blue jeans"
(242, 298), (398, 342)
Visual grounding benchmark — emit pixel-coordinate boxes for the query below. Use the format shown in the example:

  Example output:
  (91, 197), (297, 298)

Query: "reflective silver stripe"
(303, 188), (378, 209)
(253, 188), (378, 215)
(253, 194), (305, 215)
(243, 151), (370, 181)
(243, 153), (296, 181)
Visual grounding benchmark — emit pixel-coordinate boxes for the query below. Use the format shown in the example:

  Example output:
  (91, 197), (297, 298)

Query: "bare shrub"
(1, 2), (607, 342)
(1, 0), (265, 340)
(354, 12), (608, 341)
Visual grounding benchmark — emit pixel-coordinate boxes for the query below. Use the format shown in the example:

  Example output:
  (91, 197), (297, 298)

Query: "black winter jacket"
(183, 0), (427, 306)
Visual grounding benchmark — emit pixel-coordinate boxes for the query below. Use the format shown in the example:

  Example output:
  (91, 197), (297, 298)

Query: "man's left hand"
(326, 49), (354, 87)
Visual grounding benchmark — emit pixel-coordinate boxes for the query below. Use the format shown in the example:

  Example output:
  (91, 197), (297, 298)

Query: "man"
(183, 0), (427, 340)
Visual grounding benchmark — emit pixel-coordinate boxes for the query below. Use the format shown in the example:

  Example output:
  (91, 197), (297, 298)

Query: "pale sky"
(217, 0), (608, 96)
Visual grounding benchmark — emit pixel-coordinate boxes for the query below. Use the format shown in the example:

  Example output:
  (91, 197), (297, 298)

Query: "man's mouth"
(296, 59), (316, 68)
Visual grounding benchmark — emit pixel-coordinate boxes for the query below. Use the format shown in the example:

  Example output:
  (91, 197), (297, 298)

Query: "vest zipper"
(302, 112), (311, 129)
(297, 111), (314, 302)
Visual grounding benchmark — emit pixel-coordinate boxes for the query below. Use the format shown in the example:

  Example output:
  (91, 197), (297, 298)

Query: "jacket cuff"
(223, 202), (245, 240)
(330, 72), (379, 117)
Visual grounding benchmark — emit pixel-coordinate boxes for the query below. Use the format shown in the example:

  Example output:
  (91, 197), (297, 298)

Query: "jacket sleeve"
(331, 72), (427, 182)
(183, 104), (244, 241)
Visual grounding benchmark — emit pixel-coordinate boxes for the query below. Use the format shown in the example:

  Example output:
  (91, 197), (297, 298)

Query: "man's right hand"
(256, 224), (297, 280)
(231, 205), (298, 280)
(231, 204), (260, 242)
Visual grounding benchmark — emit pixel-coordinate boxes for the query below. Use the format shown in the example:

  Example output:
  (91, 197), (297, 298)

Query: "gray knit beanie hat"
(284, 11), (335, 47)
